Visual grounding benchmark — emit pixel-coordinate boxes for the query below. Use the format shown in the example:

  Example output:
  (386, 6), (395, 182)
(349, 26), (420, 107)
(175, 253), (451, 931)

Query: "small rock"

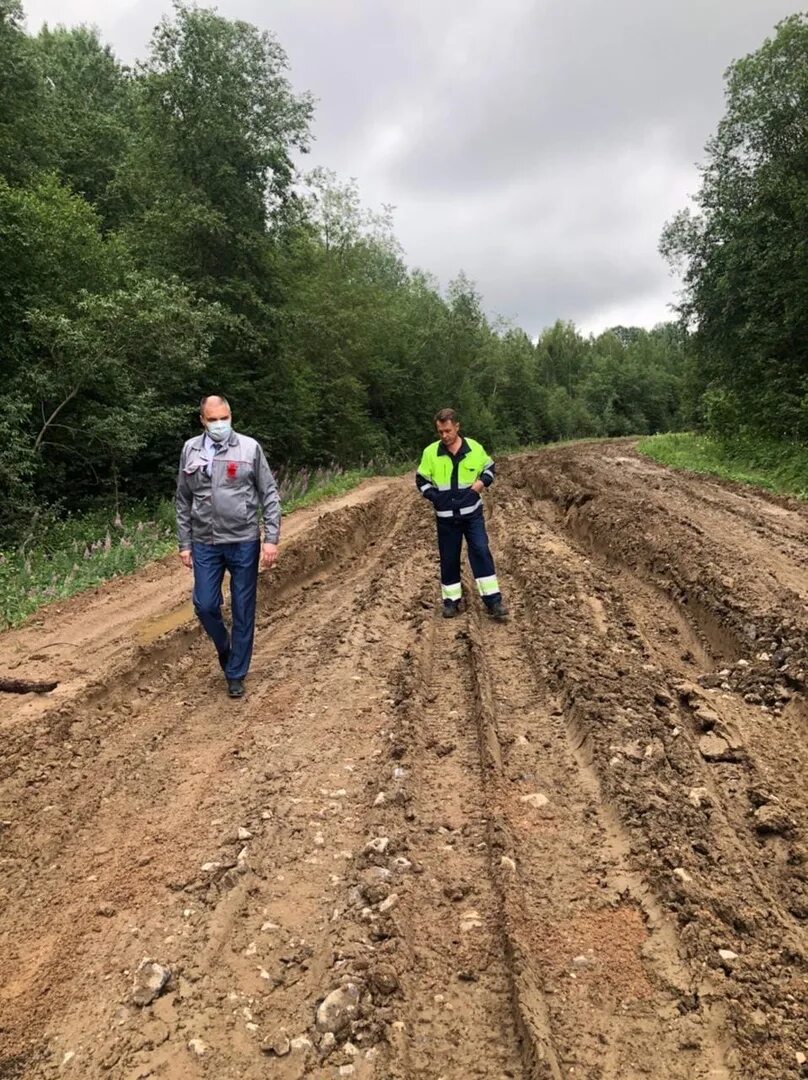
(290, 1036), (314, 1053)
(200, 861), (221, 873)
(572, 953), (594, 969)
(373, 792), (386, 806)
(132, 959), (170, 1006)
(261, 1034), (290, 1057)
(443, 880), (472, 901)
(364, 837), (390, 856)
(392, 857), (412, 873)
(96, 902), (116, 918)
(673, 867), (692, 883)
(699, 733), (736, 762)
(796, 1051), (806, 1066)
(316, 983), (361, 1034)
(320, 1031), (337, 1053)
(754, 803), (793, 836)
(718, 949), (738, 964)
(188, 1038), (207, 1057)
(694, 705), (720, 730)
(688, 787), (711, 809)
(500, 855), (516, 872)
(378, 893), (399, 913)
(519, 792), (550, 809)
(362, 865), (393, 884)
(237, 826), (252, 841)
(369, 965), (399, 995)
(460, 910), (483, 931)
(654, 690), (674, 707)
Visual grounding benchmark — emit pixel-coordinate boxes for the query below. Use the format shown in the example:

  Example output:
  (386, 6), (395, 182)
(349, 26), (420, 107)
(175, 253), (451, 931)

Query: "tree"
(0, 0), (47, 182)
(661, 14), (808, 441)
(34, 24), (133, 211)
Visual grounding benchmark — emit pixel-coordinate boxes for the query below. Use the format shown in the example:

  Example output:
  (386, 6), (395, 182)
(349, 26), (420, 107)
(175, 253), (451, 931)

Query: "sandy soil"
(0, 445), (805, 1080)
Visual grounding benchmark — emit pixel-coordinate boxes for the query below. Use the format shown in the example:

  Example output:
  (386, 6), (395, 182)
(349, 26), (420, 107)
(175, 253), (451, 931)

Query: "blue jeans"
(436, 511), (502, 607)
(192, 540), (260, 680)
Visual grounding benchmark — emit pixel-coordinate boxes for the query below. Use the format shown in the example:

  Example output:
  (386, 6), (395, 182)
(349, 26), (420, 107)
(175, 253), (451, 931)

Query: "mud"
(0, 443), (805, 1079)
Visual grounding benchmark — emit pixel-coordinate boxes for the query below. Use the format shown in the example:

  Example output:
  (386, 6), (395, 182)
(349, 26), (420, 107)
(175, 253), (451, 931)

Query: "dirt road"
(1, 444), (806, 1080)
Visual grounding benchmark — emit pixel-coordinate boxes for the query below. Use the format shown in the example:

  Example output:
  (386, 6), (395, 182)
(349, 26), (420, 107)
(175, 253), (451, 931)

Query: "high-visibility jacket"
(415, 437), (495, 519)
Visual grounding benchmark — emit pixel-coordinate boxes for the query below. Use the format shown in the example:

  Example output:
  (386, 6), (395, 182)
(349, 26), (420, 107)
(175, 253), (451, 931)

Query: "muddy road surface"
(1, 444), (806, 1080)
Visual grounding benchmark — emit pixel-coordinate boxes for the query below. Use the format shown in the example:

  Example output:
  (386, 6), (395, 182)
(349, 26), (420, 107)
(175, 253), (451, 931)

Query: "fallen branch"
(0, 677), (59, 694)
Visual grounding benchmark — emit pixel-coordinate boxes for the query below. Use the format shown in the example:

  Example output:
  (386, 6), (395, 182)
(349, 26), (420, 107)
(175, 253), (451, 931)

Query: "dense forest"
(661, 14), (807, 444)
(0, 0), (690, 545)
(2, 4), (804, 549)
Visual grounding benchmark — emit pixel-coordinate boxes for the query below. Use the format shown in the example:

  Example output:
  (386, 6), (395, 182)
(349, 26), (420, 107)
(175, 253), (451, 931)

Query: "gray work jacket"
(175, 430), (281, 549)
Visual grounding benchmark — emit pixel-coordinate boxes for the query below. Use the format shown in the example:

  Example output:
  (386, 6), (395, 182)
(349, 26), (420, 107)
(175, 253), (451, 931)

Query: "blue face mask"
(206, 420), (232, 443)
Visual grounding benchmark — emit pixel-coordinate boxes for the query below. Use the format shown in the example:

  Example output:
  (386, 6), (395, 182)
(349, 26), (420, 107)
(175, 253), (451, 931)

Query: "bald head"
(200, 395), (230, 421)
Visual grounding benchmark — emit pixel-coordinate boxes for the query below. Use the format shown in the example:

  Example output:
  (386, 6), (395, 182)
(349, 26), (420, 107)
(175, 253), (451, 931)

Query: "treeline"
(661, 14), (808, 444)
(1, 0), (687, 546)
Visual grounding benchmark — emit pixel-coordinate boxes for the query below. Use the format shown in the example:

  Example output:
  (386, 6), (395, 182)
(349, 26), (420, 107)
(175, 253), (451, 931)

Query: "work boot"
(442, 600), (460, 619)
(486, 598), (509, 620)
(227, 678), (245, 699)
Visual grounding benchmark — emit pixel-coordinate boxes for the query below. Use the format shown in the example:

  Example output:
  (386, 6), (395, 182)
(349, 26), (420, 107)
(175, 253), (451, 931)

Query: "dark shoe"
(486, 599), (509, 620)
(442, 600), (460, 619)
(227, 678), (245, 698)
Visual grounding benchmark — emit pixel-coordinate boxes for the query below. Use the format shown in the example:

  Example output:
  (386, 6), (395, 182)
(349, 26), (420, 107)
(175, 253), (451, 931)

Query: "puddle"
(136, 601), (195, 645)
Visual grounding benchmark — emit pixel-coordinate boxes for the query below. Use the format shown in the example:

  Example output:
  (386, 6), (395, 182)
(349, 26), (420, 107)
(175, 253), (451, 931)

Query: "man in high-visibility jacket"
(416, 407), (508, 619)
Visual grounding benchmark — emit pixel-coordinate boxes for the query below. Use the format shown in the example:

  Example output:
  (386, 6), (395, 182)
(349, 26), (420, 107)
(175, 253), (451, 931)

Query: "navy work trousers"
(192, 539), (260, 680)
(436, 511), (501, 607)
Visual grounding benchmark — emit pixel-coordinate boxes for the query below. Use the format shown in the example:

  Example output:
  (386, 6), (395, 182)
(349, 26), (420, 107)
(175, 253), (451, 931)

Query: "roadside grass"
(637, 432), (808, 500)
(0, 463), (402, 630)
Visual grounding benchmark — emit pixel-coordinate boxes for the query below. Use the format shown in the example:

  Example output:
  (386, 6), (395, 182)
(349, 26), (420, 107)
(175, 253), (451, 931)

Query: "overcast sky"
(24, 0), (794, 335)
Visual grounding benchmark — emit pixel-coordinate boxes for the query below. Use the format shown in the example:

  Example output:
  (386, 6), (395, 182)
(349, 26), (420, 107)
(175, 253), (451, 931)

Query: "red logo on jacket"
(226, 461), (238, 480)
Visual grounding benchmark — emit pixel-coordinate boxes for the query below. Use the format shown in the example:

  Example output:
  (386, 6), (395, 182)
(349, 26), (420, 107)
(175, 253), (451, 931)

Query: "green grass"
(637, 432), (808, 499)
(0, 463), (403, 630)
(0, 504), (178, 630)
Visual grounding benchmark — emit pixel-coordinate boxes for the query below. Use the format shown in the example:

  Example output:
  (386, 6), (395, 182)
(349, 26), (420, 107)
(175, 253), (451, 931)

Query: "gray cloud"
(24, 0), (794, 333)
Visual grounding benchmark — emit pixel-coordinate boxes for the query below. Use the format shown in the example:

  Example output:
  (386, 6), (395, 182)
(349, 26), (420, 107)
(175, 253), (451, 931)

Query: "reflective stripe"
(475, 575), (500, 596)
(441, 581), (462, 601)
(482, 467), (494, 478)
(418, 482), (434, 493)
(435, 499), (483, 519)
(483, 458), (494, 470)
(436, 482), (474, 491)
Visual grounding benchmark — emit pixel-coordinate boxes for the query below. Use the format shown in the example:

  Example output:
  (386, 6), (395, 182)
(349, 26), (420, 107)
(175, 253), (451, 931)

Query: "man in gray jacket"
(176, 395), (281, 698)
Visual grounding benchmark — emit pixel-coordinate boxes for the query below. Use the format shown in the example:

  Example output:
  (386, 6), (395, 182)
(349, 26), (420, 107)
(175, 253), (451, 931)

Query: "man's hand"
(179, 549), (192, 570)
(471, 479), (485, 494)
(261, 542), (279, 570)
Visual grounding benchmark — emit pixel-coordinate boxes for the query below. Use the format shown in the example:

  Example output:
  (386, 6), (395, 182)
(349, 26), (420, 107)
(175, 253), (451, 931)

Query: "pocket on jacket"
(183, 464), (207, 490)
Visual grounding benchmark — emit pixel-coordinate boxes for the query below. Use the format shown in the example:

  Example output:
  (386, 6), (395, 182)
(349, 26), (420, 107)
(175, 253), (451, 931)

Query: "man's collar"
(437, 437), (468, 457)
